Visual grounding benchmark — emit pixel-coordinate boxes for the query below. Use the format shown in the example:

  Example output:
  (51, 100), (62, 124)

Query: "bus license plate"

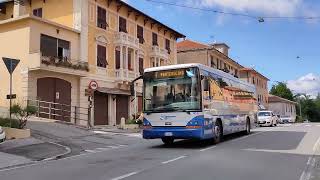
(164, 132), (173, 136)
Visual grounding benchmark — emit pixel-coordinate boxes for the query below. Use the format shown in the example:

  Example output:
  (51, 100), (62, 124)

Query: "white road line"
(313, 137), (320, 152)
(161, 156), (187, 164)
(305, 125), (312, 127)
(111, 172), (139, 180)
(316, 125), (320, 127)
(200, 146), (216, 152)
(306, 157), (312, 165)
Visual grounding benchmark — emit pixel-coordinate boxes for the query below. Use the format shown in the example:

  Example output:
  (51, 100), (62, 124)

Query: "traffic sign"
(89, 80), (98, 90)
(6, 94), (16, 99)
(3, 57), (20, 74)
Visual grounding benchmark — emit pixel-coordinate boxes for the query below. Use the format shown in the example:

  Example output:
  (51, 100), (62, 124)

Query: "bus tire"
(213, 120), (223, 144)
(162, 137), (174, 145)
(244, 118), (251, 135)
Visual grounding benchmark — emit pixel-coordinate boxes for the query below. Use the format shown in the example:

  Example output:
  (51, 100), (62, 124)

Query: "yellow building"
(239, 68), (270, 109)
(177, 40), (243, 78)
(0, 0), (185, 126)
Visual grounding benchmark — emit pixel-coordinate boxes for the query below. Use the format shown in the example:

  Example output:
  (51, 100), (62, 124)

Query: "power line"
(145, 0), (320, 21)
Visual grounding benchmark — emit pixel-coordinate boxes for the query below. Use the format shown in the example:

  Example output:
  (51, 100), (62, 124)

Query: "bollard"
(120, 117), (126, 129)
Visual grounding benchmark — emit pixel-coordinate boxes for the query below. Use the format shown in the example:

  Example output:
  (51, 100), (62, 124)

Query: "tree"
(270, 82), (294, 101)
(10, 104), (37, 129)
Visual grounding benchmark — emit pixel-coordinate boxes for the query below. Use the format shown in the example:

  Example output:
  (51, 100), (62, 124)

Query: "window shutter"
(97, 45), (107, 68)
(139, 58), (144, 75)
(128, 51), (132, 70)
(115, 49), (121, 69)
(165, 39), (170, 53)
(152, 33), (158, 46)
(119, 17), (127, 33)
(40, 34), (57, 57)
(97, 7), (107, 29)
(137, 25), (144, 44)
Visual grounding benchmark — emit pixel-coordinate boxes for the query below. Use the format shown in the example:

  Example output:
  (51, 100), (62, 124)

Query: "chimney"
(211, 43), (230, 56)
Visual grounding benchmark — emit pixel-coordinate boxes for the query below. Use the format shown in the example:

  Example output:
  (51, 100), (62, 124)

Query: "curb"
(42, 142), (72, 161)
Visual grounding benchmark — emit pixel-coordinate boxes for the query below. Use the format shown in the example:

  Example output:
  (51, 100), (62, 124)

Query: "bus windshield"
(144, 67), (201, 113)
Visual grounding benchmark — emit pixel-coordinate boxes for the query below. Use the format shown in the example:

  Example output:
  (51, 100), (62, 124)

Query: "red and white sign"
(89, 80), (98, 90)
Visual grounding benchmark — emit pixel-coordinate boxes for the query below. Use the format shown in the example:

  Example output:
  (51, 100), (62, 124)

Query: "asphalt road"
(1, 123), (320, 180)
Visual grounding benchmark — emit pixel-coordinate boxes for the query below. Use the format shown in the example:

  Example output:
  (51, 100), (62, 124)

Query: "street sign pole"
(2, 57), (20, 128)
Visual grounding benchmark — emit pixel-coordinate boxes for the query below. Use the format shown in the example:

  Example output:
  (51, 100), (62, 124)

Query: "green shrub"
(0, 117), (20, 129)
(10, 104), (37, 129)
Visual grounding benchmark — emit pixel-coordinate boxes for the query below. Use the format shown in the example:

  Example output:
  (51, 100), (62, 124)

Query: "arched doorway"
(37, 77), (71, 121)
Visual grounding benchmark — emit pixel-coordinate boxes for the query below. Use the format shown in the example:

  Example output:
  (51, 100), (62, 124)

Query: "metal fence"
(27, 99), (91, 127)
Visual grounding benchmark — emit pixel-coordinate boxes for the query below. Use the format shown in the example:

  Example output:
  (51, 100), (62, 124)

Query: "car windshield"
(143, 67), (201, 113)
(258, 112), (271, 116)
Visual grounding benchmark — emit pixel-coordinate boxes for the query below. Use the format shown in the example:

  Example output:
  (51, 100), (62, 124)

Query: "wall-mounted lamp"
(112, 95), (116, 101)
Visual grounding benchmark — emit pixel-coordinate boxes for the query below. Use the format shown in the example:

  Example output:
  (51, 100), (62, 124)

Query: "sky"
(124, 0), (320, 97)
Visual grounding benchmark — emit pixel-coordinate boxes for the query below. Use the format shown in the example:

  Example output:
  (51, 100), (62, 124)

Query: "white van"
(257, 111), (278, 127)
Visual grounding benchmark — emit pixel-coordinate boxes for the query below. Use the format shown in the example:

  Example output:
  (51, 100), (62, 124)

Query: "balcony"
(112, 69), (139, 83)
(150, 46), (169, 60)
(28, 51), (89, 76)
(114, 32), (139, 50)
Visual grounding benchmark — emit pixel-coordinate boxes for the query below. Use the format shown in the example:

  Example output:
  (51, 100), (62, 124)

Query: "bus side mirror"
(130, 83), (135, 96)
(203, 79), (209, 91)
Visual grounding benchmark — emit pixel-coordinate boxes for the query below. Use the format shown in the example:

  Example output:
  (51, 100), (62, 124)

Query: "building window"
(252, 77), (255, 84)
(165, 39), (171, 54)
(139, 58), (144, 75)
(216, 59), (219, 69)
(210, 56), (215, 68)
(235, 69), (238, 77)
(33, 8), (42, 18)
(97, 6), (107, 29)
(128, 49), (133, 70)
(40, 34), (70, 59)
(115, 49), (121, 69)
(97, 45), (107, 68)
(137, 25), (144, 44)
(119, 16), (127, 33)
(152, 33), (158, 46)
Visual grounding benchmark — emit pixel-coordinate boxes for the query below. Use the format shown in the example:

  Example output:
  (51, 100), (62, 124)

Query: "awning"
(97, 87), (142, 96)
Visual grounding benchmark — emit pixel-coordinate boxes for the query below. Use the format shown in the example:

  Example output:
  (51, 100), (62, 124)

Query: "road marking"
(161, 156), (187, 164)
(93, 131), (142, 138)
(306, 157), (312, 165)
(316, 125), (320, 127)
(200, 146), (216, 152)
(313, 137), (320, 152)
(111, 171), (139, 180)
(305, 125), (312, 127)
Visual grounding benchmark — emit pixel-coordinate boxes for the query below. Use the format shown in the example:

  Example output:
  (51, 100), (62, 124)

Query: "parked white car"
(0, 126), (5, 143)
(257, 111), (278, 127)
(280, 116), (295, 123)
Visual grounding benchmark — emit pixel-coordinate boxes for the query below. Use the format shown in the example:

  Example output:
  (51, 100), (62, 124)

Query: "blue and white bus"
(141, 63), (257, 145)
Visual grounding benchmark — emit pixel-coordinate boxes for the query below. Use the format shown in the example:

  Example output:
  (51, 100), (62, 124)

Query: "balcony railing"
(150, 45), (169, 60)
(114, 69), (139, 82)
(114, 32), (139, 49)
(41, 55), (89, 71)
(28, 51), (89, 75)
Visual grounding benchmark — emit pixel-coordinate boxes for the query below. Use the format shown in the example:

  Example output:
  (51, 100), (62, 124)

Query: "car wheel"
(213, 121), (223, 144)
(161, 137), (174, 145)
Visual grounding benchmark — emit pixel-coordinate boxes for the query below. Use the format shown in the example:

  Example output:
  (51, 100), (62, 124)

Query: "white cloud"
(186, 0), (317, 17)
(287, 73), (320, 98)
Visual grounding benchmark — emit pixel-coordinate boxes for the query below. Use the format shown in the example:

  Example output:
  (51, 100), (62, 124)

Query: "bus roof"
(144, 63), (255, 90)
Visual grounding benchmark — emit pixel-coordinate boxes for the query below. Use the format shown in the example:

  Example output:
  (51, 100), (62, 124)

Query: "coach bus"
(141, 63), (257, 145)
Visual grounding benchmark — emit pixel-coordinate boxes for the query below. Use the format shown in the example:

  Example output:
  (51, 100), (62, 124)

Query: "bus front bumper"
(143, 127), (203, 139)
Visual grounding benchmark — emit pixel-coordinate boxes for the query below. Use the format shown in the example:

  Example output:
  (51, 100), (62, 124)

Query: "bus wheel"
(244, 119), (251, 135)
(162, 137), (174, 145)
(213, 121), (223, 144)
